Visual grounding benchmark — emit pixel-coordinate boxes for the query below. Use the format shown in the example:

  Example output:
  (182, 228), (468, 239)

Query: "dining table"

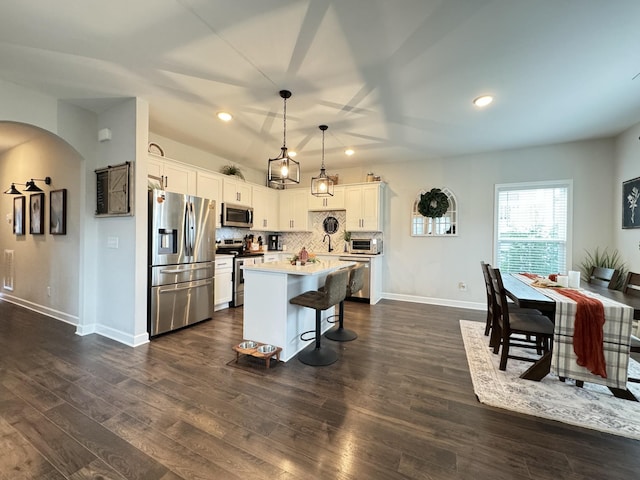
(501, 272), (639, 400)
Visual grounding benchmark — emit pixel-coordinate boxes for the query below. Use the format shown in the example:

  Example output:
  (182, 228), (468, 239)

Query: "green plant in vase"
(220, 164), (244, 180)
(342, 230), (352, 253)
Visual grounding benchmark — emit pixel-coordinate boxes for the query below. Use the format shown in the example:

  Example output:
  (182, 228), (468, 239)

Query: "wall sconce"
(267, 90), (300, 186)
(4, 177), (52, 195)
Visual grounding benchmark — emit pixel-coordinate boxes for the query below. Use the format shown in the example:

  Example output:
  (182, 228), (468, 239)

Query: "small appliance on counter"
(268, 234), (283, 251)
(350, 238), (382, 255)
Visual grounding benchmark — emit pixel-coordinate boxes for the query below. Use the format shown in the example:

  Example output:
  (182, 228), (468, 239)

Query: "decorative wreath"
(418, 188), (450, 218)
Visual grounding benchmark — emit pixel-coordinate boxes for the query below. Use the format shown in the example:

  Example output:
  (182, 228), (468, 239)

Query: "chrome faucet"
(323, 234), (333, 252)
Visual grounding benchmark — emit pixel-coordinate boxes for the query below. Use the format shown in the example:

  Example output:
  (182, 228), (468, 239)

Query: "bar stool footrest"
(299, 330), (316, 342)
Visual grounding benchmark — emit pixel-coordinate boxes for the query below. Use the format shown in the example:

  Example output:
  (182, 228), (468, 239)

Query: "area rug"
(460, 319), (640, 440)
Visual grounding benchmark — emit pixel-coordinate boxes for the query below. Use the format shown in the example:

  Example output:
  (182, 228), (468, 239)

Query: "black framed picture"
(50, 189), (67, 235)
(13, 196), (25, 235)
(30, 192), (45, 235)
(623, 176), (640, 229)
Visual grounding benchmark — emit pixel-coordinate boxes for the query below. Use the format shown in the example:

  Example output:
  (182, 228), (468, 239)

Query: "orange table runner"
(557, 289), (606, 378)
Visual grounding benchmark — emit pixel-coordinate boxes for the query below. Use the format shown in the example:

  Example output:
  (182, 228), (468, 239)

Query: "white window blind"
(495, 181), (571, 275)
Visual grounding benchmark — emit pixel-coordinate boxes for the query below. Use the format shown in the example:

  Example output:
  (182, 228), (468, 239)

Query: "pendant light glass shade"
(311, 125), (334, 197)
(268, 90), (300, 186)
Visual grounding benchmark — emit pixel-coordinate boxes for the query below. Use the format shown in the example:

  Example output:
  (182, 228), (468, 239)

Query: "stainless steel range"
(216, 239), (264, 307)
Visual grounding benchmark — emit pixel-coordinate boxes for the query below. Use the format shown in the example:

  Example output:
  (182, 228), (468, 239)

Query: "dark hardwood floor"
(1, 299), (639, 479)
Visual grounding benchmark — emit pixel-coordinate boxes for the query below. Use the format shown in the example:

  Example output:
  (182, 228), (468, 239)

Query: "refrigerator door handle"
(189, 201), (196, 256)
(158, 278), (212, 294)
(160, 265), (212, 274)
(183, 202), (191, 257)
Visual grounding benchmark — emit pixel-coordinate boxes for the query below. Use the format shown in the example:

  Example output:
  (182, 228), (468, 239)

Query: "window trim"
(493, 179), (573, 273)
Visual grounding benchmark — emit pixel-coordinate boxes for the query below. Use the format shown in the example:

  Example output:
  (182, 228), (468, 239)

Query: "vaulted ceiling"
(2, 0), (640, 172)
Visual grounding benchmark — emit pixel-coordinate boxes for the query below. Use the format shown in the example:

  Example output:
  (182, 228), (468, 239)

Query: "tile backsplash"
(217, 210), (382, 255)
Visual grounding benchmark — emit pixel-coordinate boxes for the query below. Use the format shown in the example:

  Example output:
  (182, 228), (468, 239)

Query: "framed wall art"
(50, 188), (67, 235)
(13, 196), (25, 235)
(623, 176), (640, 229)
(29, 192), (45, 235)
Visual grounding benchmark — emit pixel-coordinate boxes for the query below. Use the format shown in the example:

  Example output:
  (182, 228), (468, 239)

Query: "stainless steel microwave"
(221, 203), (253, 228)
(350, 238), (382, 254)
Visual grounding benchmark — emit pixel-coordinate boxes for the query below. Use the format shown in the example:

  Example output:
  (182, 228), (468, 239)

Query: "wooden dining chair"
(489, 267), (555, 371)
(623, 272), (640, 382)
(588, 266), (620, 289)
(481, 261), (542, 348)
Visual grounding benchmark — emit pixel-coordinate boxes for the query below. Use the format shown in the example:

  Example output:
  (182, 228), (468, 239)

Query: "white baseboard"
(93, 324), (149, 347)
(381, 292), (485, 311)
(0, 293), (149, 347)
(0, 293), (79, 325)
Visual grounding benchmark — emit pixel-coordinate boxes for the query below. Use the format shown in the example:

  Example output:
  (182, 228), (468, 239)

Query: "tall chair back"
(622, 272), (640, 297)
(480, 261), (495, 336)
(588, 266), (620, 289)
(347, 265), (365, 297)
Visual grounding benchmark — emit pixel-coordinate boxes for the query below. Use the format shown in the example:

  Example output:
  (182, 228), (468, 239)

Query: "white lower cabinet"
(214, 255), (233, 311)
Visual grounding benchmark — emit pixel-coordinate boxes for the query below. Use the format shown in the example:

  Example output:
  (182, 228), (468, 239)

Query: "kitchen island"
(241, 260), (355, 362)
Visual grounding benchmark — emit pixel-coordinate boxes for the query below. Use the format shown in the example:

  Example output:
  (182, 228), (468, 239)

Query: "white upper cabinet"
(196, 170), (223, 227)
(279, 188), (310, 231)
(307, 185), (345, 211)
(148, 154), (196, 195)
(345, 183), (385, 232)
(222, 176), (252, 206)
(252, 185), (279, 230)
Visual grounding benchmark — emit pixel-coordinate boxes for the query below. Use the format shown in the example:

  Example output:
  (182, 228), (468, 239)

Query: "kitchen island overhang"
(241, 260), (355, 362)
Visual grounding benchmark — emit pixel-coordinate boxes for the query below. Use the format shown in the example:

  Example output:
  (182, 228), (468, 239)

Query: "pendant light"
(268, 90), (300, 186)
(311, 125), (334, 197)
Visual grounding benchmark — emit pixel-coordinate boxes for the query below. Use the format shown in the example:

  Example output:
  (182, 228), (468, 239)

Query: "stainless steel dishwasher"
(339, 255), (370, 301)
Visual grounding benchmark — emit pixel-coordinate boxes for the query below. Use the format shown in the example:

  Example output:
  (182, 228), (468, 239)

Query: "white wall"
(614, 122), (640, 273)
(0, 125), (82, 322)
(0, 80), (150, 346)
(362, 139), (616, 308)
(92, 98), (149, 345)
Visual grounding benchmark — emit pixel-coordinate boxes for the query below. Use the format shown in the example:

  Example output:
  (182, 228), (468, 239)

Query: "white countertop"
(278, 251), (383, 258)
(241, 260), (355, 276)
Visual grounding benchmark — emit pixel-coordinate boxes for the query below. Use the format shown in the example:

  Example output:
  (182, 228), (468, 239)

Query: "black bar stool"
(325, 264), (364, 342)
(289, 268), (349, 366)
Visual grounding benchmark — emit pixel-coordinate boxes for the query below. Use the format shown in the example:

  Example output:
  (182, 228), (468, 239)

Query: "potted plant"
(342, 230), (352, 253)
(220, 164), (245, 180)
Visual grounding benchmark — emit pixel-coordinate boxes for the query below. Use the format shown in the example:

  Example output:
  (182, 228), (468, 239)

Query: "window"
(495, 180), (572, 275)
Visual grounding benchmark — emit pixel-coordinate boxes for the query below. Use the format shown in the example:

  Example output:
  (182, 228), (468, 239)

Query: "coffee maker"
(268, 234), (283, 251)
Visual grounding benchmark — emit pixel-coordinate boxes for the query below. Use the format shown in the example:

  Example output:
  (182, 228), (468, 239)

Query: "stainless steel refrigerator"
(148, 189), (216, 337)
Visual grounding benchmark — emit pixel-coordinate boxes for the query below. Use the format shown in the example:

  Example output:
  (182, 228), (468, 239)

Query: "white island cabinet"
(241, 260), (354, 362)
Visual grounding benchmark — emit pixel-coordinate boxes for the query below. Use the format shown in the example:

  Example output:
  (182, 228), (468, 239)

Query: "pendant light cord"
(282, 95), (287, 149)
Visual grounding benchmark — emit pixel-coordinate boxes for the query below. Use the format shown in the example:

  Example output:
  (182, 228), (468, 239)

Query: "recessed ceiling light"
(217, 111), (232, 122)
(289, 151), (297, 157)
(473, 95), (494, 107)
(345, 149), (355, 156)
